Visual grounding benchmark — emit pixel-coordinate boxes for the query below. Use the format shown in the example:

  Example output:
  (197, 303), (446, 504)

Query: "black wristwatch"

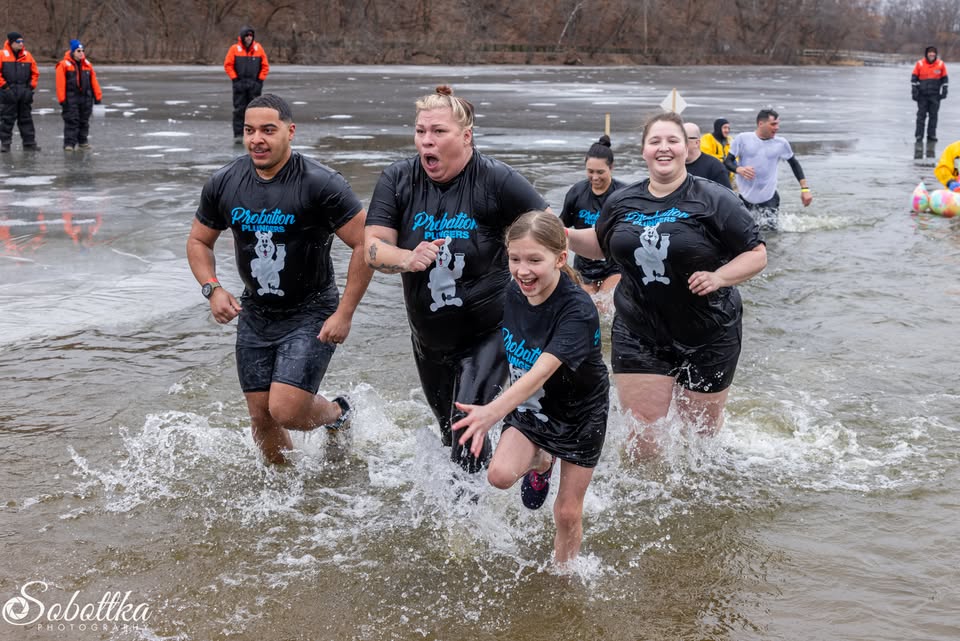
(201, 279), (222, 299)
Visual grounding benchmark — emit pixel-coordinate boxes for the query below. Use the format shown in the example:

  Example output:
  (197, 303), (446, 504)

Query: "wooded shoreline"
(6, 0), (956, 66)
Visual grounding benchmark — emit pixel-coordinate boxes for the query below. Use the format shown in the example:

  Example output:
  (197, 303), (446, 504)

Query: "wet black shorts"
(235, 296), (338, 394)
(574, 255), (620, 285)
(610, 314), (741, 393)
(740, 191), (780, 232)
(503, 410), (607, 468)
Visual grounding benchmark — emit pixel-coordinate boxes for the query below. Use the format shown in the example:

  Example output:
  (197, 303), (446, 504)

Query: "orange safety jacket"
(0, 41), (39, 90)
(224, 37), (269, 82)
(911, 58), (948, 96)
(55, 51), (103, 104)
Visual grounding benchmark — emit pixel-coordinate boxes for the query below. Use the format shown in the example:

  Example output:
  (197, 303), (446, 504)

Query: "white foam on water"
(5, 197), (54, 208)
(53, 375), (940, 638)
(328, 115), (353, 119)
(164, 100), (189, 105)
(143, 131), (191, 137)
(721, 389), (938, 493)
(3, 175), (57, 186)
(777, 207), (849, 233)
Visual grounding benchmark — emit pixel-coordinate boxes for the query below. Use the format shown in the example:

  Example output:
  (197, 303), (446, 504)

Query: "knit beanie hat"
(70, 39), (83, 53)
(7, 32), (22, 43)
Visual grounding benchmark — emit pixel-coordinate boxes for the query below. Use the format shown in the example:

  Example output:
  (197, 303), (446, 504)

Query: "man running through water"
(724, 108), (812, 231)
(187, 94), (373, 465)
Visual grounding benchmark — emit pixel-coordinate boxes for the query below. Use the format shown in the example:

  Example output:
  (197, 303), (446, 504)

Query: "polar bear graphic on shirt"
(251, 231), (286, 296)
(428, 238), (464, 311)
(634, 224), (670, 285)
(510, 363), (548, 422)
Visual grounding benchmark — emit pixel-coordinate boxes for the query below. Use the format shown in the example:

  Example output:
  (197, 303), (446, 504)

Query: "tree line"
(4, 0), (958, 65)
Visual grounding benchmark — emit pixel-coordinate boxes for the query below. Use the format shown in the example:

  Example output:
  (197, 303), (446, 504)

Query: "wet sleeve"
(780, 138), (795, 161)
(559, 185), (578, 226)
(728, 134), (742, 159)
(594, 191), (621, 257)
(705, 188), (763, 255)
(313, 172), (363, 232)
(194, 176), (227, 230)
(365, 165), (402, 229)
(544, 299), (598, 371)
(708, 159), (732, 189)
(786, 156), (805, 181)
(498, 169), (548, 222)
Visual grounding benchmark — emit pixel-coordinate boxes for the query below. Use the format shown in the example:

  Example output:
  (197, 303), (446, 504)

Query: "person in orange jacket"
(0, 31), (41, 152)
(224, 26), (269, 144)
(911, 45), (948, 142)
(55, 40), (102, 151)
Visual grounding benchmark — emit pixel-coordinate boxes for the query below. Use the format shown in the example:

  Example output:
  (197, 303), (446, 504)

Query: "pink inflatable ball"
(928, 189), (959, 217)
(911, 182), (930, 212)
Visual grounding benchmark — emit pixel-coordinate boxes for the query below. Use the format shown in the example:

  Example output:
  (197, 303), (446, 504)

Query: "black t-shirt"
(502, 272), (609, 464)
(686, 153), (732, 189)
(195, 152), (363, 312)
(595, 175), (763, 348)
(560, 177), (626, 280)
(366, 151), (547, 351)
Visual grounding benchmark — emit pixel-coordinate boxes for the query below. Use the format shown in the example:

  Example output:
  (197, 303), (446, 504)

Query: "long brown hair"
(505, 211), (581, 285)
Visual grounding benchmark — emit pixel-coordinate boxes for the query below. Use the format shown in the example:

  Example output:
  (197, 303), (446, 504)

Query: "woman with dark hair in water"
(560, 135), (626, 304)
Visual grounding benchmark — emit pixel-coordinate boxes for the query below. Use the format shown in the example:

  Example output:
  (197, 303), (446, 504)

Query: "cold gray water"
(1, 64), (958, 641)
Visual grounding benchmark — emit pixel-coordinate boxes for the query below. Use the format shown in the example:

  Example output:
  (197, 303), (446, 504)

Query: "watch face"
(202, 283), (214, 298)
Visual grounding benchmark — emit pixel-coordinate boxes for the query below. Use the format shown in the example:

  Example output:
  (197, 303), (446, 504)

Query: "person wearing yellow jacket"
(701, 118), (734, 186)
(700, 118), (731, 161)
(934, 140), (960, 191)
(55, 40), (102, 151)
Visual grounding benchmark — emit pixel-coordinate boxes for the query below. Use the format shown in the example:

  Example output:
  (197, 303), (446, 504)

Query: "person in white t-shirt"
(724, 109), (812, 230)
